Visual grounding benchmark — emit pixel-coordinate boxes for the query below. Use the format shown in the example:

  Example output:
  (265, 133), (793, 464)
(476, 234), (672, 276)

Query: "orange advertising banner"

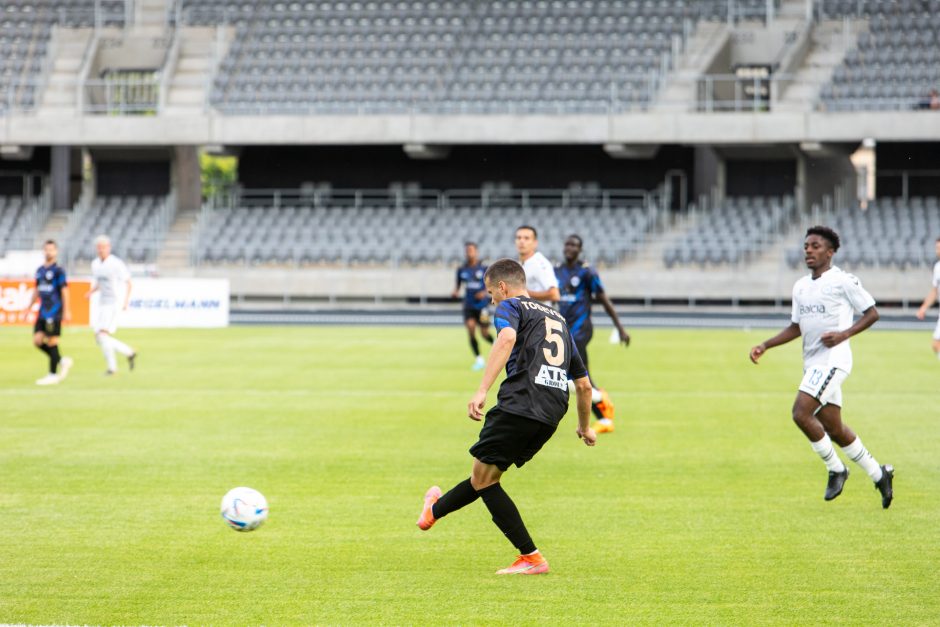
(0, 279), (91, 326)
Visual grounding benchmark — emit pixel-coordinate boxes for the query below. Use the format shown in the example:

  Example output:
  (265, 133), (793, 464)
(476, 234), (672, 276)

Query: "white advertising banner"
(90, 278), (230, 328)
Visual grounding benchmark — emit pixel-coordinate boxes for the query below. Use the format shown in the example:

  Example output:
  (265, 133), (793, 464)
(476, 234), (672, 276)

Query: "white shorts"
(799, 365), (848, 408)
(933, 316), (940, 341)
(93, 305), (120, 334)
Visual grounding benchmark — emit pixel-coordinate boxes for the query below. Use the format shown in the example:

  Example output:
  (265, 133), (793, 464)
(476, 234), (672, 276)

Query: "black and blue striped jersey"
(555, 260), (604, 342)
(492, 296), (587, 426)
(35, 263), (67, 319)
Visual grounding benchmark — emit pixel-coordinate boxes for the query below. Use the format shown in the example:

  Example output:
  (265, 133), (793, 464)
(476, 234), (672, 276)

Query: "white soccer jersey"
(791, 265), (876, 373)
(91, 254), (131, 305)
(522, 251), (558, 306)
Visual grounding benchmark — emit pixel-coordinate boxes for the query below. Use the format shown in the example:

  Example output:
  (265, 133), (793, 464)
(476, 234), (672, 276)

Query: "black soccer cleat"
(825, 467), (849, 501)
(128, 352), (136, 371)
(874, 464), (894, 509)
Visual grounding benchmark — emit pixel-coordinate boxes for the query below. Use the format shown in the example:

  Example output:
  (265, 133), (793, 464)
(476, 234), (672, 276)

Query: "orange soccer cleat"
(593, 418), (615, 434)
(594, 389), (615, 420)
(416, 485), (442, 530)
(496, 552), (550, 575)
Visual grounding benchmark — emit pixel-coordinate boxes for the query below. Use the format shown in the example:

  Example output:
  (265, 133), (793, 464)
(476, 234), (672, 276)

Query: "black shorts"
(469, 407), (557, 472)
(33, 317), (62, 337)
(463, 305), (490, 324)
(574, 330), (593, 371)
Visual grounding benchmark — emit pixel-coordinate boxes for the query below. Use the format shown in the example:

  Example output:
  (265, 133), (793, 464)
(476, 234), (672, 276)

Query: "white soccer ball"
(220, 486), (269, 532)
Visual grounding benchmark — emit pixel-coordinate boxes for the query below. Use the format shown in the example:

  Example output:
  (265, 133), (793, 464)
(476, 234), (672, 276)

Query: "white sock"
(97, 334), (117, 372)
(810, 434), (846, 473)
(841, 437), (883, 482)
(110, 336), (134, 357)
(591, 388), (602, 404)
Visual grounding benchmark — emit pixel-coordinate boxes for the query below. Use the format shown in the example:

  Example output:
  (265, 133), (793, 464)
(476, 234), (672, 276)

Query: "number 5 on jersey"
(536, 317), (568, 389)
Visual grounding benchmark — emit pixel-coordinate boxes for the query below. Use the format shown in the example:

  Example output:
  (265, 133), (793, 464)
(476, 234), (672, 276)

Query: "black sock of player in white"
(469, 337), (480, 357)
(47, 345), (61, 374)
(590, 403), (604, 420)
(477, 483), (536, 555)
(481, 331), (494, 344)
(431, 478), (479, 520)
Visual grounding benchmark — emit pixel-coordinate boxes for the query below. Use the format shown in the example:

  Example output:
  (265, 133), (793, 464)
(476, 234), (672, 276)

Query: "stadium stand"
(193, 187), (659, 266)
(663, 195), (796, 267)
(820, 0), (940, 111)
(0, 0), (126, 112)
(189, 0), (692, 114)
(0, 195), (42, 255)
(785, 197), (940, 269)
(62, 195), (175, 264)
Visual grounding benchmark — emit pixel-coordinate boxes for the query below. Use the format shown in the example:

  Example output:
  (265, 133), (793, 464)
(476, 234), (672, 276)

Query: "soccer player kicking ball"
(417, 259), (596, 574)
(750, 226), (893, 508)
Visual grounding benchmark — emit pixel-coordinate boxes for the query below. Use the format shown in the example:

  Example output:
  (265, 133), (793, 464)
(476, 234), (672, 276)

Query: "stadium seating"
(0, 1), (126, 113)
(190, 0), (691, 114)
(820, 0), (940, 111)
(662, 195), (796, 267)
(63, 195), (174, 264)
(0, 195), (40, 255)
(194, 192), (658, 266)
(784, 197), (940, 269)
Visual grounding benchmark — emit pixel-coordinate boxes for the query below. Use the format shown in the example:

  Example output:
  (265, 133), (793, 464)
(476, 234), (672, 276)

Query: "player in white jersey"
(86, 235), (137, 375)
(750, 226), (893, 508)
(514, 226), (559, 306)
(914, 237), (940, 359)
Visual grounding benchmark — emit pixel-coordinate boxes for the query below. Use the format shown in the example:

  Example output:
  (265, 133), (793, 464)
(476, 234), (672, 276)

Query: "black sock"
(431, 478), (479, 520)
(469, 336), (480, 357)
(48, 345), (61, 374)
(481, 331), (494, 344)
(477, 483), (536, 555)
(591, 402), (604, 420)
(37, 343), (51, 356)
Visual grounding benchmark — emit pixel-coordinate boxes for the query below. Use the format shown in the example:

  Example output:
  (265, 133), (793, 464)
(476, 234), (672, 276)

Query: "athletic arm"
(62, 286), (72, 322)
(750, 322), (801, 364)
(123, 279), (132, 311)
(528, 286), (560, 303)
(467, 327), (516, 421)
(916, 287), (937, 320)
(573, 375), (596, 446)
(820, 306), (879, 347)
(451, 272), (462, 299)
(29, 284), (39, 308)
(596, 291), (630, 345)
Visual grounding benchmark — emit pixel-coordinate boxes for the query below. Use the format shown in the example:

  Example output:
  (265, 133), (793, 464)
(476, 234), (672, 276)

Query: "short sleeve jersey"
(521, 251), (559, 306)
(35, 263), (67, 319)
(91, 255), (131, 305)
(492, 296), (588, 426)
(555, 260), (604, 339)
(456, 262), (490, 310)
(791, 266), (876, 373)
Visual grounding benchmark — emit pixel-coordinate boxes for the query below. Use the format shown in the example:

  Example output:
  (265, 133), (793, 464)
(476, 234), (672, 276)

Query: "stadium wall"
(5, 111), (940, 146)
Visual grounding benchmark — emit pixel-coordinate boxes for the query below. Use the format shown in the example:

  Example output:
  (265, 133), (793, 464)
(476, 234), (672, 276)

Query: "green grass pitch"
(1, 324), (937, 625)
